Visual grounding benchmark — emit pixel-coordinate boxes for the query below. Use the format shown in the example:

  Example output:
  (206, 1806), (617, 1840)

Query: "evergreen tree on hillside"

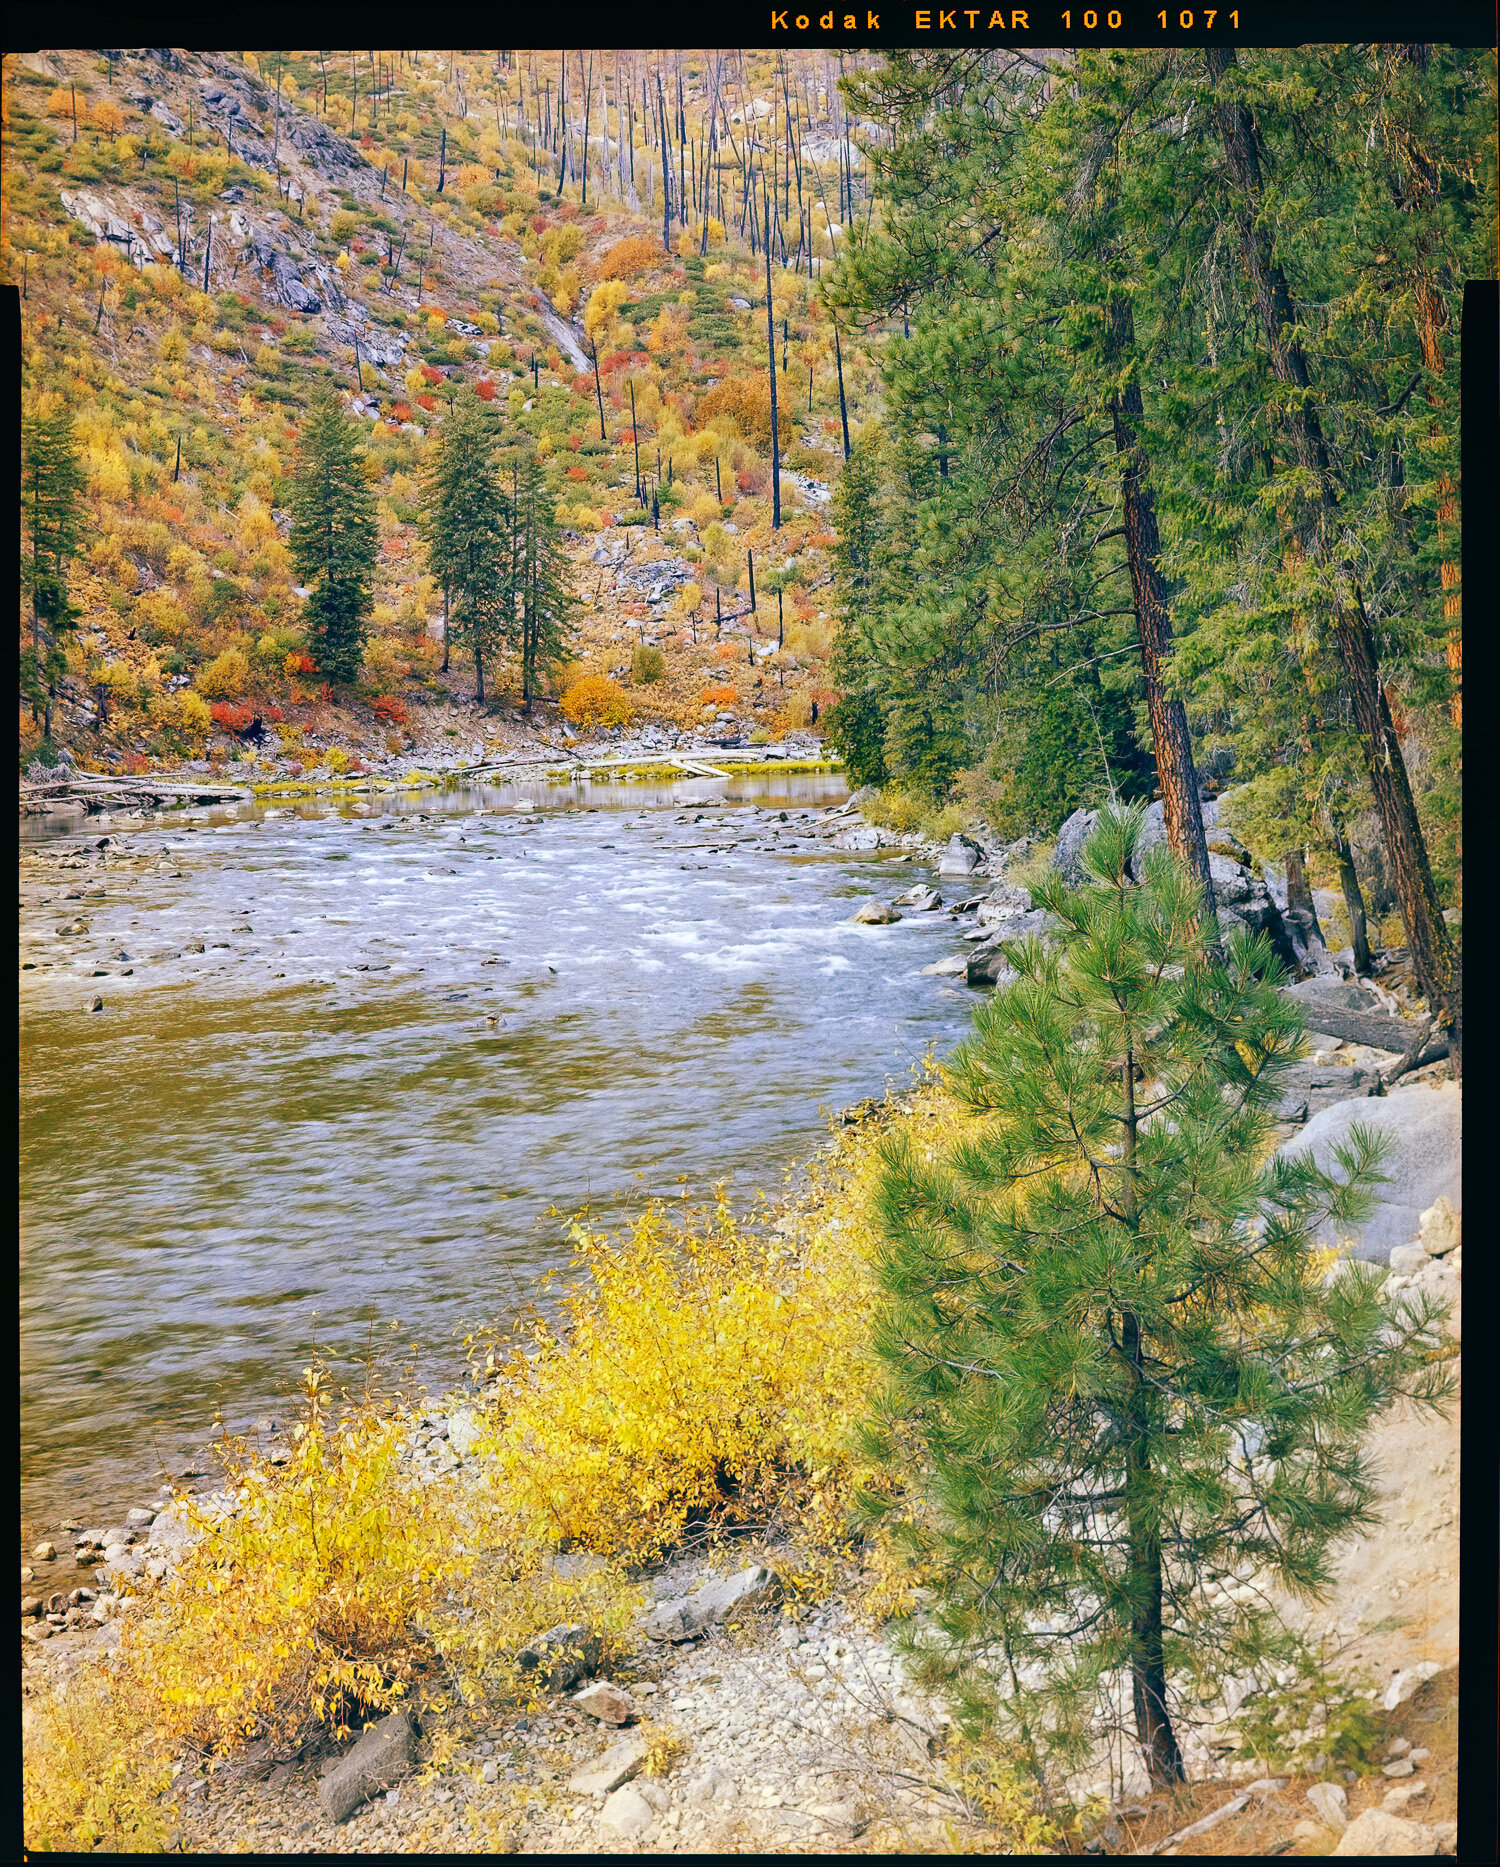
(20, 406), (85, 745)
(506, 450), (576, 711)
(420, 389), (513, 705)
(287, 388), (379, 686)
(858, 807), (1454, 1788)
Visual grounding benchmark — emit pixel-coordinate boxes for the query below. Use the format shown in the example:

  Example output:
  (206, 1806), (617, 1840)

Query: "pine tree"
(287, 388), (379, 686)
(858, 806), (1454, 1789)
(419, 389), (512, 704)
(20, 406), (86, 743)
(505, 450), (577, 710)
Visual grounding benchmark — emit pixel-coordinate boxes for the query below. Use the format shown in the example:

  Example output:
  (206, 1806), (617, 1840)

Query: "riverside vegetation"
(17, 39), (1469, 1856)
(22, 817), (1458, 1852)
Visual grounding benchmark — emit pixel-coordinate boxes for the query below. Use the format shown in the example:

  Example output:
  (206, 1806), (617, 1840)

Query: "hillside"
(10, 47), (887, 777)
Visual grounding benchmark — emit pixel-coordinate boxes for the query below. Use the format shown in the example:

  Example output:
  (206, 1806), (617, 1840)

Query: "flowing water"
(19, 770), (980, 1540)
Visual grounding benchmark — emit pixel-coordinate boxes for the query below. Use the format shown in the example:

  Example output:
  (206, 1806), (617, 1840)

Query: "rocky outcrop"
(642, 1564), (782, 1643)
(248, 233), (321, 313)
(1275, 1081), (1461, 1261)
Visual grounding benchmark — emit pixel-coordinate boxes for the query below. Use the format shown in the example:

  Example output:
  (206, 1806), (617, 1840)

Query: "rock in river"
(850, 900), (901, 925)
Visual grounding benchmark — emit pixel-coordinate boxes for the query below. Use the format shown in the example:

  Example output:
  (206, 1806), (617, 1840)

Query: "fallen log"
(1277, 996), (1432, 1055)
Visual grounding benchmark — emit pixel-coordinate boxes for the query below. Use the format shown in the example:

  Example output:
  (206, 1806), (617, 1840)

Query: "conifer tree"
(419, 389), (512, 703)
(20, 406), (86, 743)
(505, 450), (577, 710)
(287, 387), (379, 686)
(859, 806), (1454, 1788)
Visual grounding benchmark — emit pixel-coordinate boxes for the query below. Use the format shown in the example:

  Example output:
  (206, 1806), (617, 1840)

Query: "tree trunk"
(441, 586), (450, 673)
(1205, 46), (1460, 1071)
(765, 196), (781, 530)
(1330, 829), (1373, 975)
(475, 643), (485, 705)
(1106, 299), (1216, 926)
(1284, 849), (1323, 944)
(1118, 1051), (1186, 1787)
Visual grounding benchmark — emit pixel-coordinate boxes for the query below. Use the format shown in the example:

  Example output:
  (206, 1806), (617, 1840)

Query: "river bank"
(20, 770), (1016, 1563)
(21, 1074), (1463, 1858)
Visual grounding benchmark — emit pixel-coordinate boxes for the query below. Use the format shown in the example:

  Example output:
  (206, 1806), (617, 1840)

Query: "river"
(19, 770), (980, 1545)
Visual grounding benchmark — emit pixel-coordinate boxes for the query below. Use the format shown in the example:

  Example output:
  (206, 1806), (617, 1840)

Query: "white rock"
(1389, 1243), (1430, 1277)
(1307, 1781), (1349, 1828)
(1419, 1195), (1460, 1257)
(599, 1785), (655, 1836)
(446, 1406), (485, 1459)
(567, 1733), (647, 1797)
(1384, 1662), (1442, 1711)
(1332, 1806), (1447, 1854)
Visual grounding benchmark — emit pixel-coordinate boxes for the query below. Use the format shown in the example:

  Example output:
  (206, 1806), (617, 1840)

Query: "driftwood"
(1279, 996), (1430, 1055)
(1276, 994), (1450, 1088)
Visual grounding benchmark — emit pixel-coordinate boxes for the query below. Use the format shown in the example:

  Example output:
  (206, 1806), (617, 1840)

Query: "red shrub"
(122, 750), (151, 774)
(319, 683), (334, 705)
(530, 216), (549, 234)
(287, 652), (316, 676)
(210, 702), (256, 733)
(475, 378), (496, 401)
(392, 401), (413, 422)
(372, 695), (407, 726)
(263, 705), (285, 723)
(565, 464), (589, 482)
(416, 394), (436, 412)
(420, 364), (444, 386)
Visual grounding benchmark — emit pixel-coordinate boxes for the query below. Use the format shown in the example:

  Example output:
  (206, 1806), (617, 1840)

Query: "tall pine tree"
(287, 388), (379, 686)
(420, 389), (512, 704)
(506, 449), (576, 711)
(20, 406), (86, 744)
(859, 806), (1454, 1789)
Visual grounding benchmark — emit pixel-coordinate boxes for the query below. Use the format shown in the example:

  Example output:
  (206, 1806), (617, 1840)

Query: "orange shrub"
(209, 702), (255, 733)
(392, 401), (413, 422)
(561, 674), (633, 730)
(416, 395), (436, 412)
(695, 376), (794, 450)
(420, 364), (444, 385)
(699, 684), (738, 706)
(597, 235), (664, 281)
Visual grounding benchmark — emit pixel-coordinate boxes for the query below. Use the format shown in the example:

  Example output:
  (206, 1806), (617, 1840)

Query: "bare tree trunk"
(1206, 46), (1460, 1070)
(1330, 828), (1374, 975)
(1284, 849), (1324, 943)
(1107, 298), (1216, 925)
(765, 193), (781, 530)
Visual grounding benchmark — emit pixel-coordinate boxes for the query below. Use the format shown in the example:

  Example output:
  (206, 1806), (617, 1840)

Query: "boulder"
(317, 1711), (417, 1823)
(1419, 1196), (1460, 1258)
(1383, 1661), (1443, 1712)
(1331, 1807), (1447, 1855)
(573, 1680), (637, 1725)
(567, 1733), (648, 1797)
(892, 884), (942, 910)
(516, 1622), (600, 1691)
(834, 823), (880, 852)
(598, 1784), (655, 1836)
(643, 1565), (781, 1643)
(1275, 1082), (1460, 1261)
(921, 954), (970, 977)
(938, 834), (982, 876)
(849, 900), (901, 925)
(1272, 1061), (1377, 1125)
(976, 882), (1033, 926)
(446, 1407), (485, 1459)
(1307, 1782), (1349, 1829)
(964, 906), (1059, 988)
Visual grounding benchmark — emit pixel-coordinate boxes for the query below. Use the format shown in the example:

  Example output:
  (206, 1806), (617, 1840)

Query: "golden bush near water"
(561, 672), (633, 729)
(194, 648), (251, 700)
(472, 1188), (881, 1563)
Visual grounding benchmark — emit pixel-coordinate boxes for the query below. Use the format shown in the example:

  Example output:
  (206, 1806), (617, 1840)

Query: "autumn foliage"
(596, 235), (664, 281)
(560, 672), (633, 729)
(208, 702), (255, 733)
(694, 375), (795, 449)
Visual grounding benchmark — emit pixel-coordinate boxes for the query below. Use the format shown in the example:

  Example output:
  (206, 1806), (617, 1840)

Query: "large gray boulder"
(317, 1711), (417, 1823)
(939, 834), (983, 876)
(965, 907), (1058, 988)
(643, 1565), (781, 1643)
(1274, 1082), (1460, 1262)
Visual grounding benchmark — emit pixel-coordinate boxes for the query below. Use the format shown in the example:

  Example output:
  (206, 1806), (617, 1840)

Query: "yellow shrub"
(178, 690), (211, 739)
(477, 1192), (877, 1561)
(362, 636), (410, 686)
(561, 673), (633, 729)
(583, 279), (630, 343)
(23, 1662), (177, 1853)
(324, 746), (351, 774)
(158, 322), (188, 364)
(86, 446), (132, 503)
(195, 648), (251, 700)
(676, 582), (702, 613)
(138, 1363), (463, 1755)
(539, 223), (585, 270)
(775, 691), (814, 731)
(135, 591), (193, 642)
(691, 492), (724, 526)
